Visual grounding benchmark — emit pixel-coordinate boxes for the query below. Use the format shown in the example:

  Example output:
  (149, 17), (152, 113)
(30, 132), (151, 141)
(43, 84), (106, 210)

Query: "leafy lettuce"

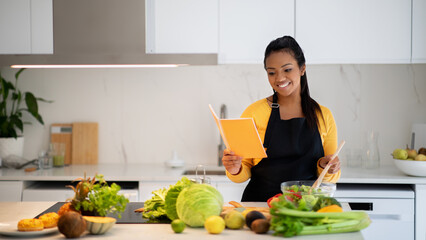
(142, 187), (169, 219)
(165, 177), (193, 220)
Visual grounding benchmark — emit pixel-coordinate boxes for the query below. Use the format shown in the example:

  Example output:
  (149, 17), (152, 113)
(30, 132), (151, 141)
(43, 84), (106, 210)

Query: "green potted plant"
(0, 68), (51, 159)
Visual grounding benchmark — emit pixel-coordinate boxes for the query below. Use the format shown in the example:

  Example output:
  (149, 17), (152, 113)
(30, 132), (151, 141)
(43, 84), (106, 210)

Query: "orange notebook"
(209, 104), (267, 159)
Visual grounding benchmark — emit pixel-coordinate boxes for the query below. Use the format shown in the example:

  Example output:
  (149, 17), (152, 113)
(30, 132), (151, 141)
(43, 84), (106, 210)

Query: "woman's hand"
(222, 149), (243, 175)
(319, 155), (341, 174)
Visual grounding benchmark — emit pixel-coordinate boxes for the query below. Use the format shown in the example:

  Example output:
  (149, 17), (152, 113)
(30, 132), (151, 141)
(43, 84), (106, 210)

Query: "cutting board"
(72, 122), (98, 164)
(50, 122), (98, 165)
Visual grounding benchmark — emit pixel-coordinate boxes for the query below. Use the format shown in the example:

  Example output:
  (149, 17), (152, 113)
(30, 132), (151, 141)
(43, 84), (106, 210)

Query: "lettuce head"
(176, 183), (223, 227)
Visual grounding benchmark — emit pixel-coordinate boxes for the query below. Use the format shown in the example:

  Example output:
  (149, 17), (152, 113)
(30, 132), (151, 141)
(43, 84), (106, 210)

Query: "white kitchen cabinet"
(145, 0), (218, 54)
(22, 181), (139, 202)
(215, 180), (248, 203)
(0, 0), (52, 54)
(139, 181), (176, 202)
(415, 184), (426, 240)
(0, 181), (23, 201)
(218, 0), (294, 64)
(295, 0), (411, 64)
(412, 0), (426, 63)
(335, 184), (415, 240)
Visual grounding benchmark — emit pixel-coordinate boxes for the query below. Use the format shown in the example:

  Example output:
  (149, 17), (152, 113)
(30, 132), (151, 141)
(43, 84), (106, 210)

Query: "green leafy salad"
(282, 184), (331, 205)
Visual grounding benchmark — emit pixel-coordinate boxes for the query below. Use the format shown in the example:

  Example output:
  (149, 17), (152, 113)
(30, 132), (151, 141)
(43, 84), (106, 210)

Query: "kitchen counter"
(0, 163), (425, 239)
(0, 202), (363, 240)
(0, 163), (426, 184)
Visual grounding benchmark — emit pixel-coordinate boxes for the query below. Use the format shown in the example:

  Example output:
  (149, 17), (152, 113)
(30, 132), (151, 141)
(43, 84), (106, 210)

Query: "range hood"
(0, 0), (217, 67)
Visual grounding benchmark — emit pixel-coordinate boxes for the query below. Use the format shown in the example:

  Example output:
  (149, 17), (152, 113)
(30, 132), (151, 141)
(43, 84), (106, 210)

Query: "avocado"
(245, 210), (266, 229)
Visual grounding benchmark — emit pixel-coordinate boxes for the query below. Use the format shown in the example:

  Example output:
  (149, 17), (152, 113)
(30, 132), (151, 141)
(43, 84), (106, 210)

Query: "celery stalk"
(300, 217), (371, 235)
(270, 207), (371, 237)
(273, 207), (369, 220)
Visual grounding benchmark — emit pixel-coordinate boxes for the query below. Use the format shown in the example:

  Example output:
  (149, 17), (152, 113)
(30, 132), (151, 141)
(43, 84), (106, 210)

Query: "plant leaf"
(36, 97), (54, 103)
(24, 92), (42, 123)
(15, 68), (25, 81)
(10, 115), (23, 132)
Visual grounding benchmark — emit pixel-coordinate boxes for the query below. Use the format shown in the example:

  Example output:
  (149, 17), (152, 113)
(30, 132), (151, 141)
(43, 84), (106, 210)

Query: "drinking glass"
(363, 131), (380, 169)
(52, 143), (65, 167)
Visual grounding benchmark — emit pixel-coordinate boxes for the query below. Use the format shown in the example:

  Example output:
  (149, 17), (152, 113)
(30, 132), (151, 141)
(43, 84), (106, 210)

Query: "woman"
(222, 36), (341, 202)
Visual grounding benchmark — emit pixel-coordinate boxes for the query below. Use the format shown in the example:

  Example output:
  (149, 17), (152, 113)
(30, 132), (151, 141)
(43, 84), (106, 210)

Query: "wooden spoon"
(309, 140), (345, 194)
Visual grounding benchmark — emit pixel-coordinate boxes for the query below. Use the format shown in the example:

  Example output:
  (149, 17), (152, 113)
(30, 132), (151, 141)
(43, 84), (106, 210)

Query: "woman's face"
(265, 50), (306, 99)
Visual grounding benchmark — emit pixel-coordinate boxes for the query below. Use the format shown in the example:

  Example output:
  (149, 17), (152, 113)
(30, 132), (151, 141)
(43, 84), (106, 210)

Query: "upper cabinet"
(0, 0), (53, 54)
(295, 0), (411, 64)
(0, 0), (423, 65)
(412, 0), (426, 63)
(145, 0), (218, 54)
(218, 0), (294, 64)
(0, 0), (217, 66)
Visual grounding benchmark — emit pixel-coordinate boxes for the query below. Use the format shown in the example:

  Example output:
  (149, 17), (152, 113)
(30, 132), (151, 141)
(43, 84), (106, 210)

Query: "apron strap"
(263, 92), (280, 149)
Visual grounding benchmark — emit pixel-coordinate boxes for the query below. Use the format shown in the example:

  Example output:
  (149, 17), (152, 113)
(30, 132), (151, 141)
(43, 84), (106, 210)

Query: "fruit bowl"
(393, 159), (426, 177)
(281, 180), (336, 199)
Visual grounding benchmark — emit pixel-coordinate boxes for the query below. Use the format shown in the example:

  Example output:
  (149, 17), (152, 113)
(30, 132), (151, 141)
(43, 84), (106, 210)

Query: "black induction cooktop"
(34, 202), (170, 224)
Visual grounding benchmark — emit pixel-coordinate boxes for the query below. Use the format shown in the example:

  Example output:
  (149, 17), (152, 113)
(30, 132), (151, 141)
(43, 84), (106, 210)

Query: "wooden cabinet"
(0, 0), (52, 54)
(295, 0), (411, 64)
(218, 0), (294, 64)
(145, 0), (218, 54)
(412, 0), (426, 63)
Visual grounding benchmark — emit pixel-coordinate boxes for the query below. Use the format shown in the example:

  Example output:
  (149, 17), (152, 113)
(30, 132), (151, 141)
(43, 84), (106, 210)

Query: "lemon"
(224, 210), (245, 229)
(204, 216), (225, 234)
(171, 219), (186, 233)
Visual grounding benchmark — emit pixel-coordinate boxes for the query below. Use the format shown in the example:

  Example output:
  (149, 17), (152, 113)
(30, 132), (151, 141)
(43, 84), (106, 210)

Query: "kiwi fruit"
(419, 147), (426, 156)
(245, 210), (266, 229)
(251, 219), (270, 234)
(57, 211), (86, 238)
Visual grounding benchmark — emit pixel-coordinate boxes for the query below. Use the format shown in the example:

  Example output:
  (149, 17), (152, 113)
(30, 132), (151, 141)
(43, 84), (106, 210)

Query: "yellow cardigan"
(226, 98), (341, 183)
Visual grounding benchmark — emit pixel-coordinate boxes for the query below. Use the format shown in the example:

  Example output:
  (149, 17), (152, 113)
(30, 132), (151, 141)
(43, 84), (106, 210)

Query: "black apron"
(241, 93), (324, 202)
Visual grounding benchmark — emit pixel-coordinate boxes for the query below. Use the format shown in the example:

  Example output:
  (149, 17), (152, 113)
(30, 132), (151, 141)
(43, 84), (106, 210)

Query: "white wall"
(1, 64), (425, 167)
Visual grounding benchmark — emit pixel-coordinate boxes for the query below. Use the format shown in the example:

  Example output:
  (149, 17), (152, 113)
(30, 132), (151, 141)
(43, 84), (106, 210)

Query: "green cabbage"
(165, 177), (193, 220)
(176, 183), (223, 227)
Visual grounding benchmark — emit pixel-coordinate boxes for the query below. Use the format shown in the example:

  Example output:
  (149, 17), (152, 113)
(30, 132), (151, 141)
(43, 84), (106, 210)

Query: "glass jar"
(363, 131), (380, 168)
(38, 150), (52, 169)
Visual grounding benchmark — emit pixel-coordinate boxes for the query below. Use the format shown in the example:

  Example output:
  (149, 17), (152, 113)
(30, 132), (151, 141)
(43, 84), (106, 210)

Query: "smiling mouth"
(278, 82), (290, 88)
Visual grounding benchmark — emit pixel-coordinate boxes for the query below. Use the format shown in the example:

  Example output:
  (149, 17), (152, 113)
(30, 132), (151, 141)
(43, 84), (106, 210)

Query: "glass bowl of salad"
(281, 180), (336, 202)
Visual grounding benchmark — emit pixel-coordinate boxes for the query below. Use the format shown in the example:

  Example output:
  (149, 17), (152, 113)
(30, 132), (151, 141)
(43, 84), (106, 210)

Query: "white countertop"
(1, 163), (426, 184)
(0, 202), (362, 240)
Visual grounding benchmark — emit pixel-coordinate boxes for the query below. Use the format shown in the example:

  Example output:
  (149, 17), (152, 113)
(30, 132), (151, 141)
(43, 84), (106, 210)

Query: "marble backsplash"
(1, 64), (425, 168)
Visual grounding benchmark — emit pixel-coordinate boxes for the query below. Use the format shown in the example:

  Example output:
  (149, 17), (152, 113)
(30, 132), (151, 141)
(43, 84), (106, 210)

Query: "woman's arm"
(316, 106), (341, 183)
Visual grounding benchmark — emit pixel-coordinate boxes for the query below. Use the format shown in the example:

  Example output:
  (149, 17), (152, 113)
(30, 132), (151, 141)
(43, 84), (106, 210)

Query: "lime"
(171, 219), (186, 233)
(204, 216), (225, 234)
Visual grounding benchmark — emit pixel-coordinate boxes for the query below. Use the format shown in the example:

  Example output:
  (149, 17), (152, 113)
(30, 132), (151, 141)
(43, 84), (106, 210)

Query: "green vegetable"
(312, 196), (342, 212)
(143, 187), (169, 219)
(72, 174), (129, 218)
(165, 177), (193, 220)
(270, 197), (371, 237)
(176, 183), (223, 227)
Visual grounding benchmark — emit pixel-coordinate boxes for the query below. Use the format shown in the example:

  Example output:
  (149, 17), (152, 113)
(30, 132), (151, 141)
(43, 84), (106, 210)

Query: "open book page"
(209, 104), (267, 159)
